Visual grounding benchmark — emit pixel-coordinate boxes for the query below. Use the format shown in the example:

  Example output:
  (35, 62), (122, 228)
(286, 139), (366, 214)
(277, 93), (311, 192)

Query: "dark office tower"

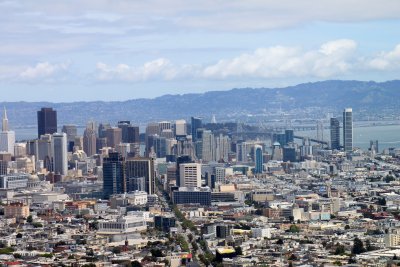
(96, 137), (107, 153)
(26, 140), (36, 156)
(191, 117), (202, 142)
(254, 145), (263, 174)
(61, 125), (77, 152)
(125, 158), (155, 194)
(127, 126), (140, 143)
(330, 118), (340, 150)
(153, 136), (167, 158)
(105, 127), (122, 148)
(343, 108), (353, 152)
(0, 160), (7, 175)
(37, 108), (57, 138)
(103, 152), (126, 199)
(285, 129), (294, 144)
(117, 121), (131, 143)
(98, 123), (111, 138)
(145, 123), (159, 155)
(176, 155), (193, 187)
(275, 133), (287, 146)
(283, 146), (297, 162)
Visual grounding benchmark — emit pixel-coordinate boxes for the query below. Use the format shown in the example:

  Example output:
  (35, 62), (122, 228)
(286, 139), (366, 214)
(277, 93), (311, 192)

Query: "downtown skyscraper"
(0, 108), (15, 156)
(330, 117), (340, 150)
(343, 108), (353, 152)
(37, 108), (57, 138)
(51, 133), (68, 175)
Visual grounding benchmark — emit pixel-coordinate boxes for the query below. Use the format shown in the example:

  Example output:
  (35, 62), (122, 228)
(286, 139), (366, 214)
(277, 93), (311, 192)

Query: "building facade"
(343, 108), (353, 152)
(330, 117), (340, 150)
(37, 107), (57, 138)
(52, 133), (68, 175)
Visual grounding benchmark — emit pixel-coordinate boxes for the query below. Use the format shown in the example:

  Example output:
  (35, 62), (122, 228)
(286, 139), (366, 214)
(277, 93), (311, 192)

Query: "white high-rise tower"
(0, 108), (15, 155)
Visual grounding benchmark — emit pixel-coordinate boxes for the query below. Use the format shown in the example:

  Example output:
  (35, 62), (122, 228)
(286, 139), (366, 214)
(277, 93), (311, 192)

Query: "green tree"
(378, 198), (386, 206)
(13, 253), (22, 259)
(234, 247), (242, 256)
(150, 249), (164, 258)
(348, 257), (357, 264)
(352, 237), (366, 255)
(26, 215), (33, 223)
(131, 261), (142, 267)
(192, 242), (199, 251)
(188, 233), (194, 242)
(289, 224), (300, 233)
(112, 246), (122, 254)
(334, 245), (346, 255)
(0, 247), (14, 255)
(32, 222), (43, 228)
(386, 175), (395, 183)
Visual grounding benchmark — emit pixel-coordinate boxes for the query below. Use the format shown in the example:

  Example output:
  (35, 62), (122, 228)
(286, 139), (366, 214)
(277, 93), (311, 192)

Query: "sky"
(0, 0), (400, 102)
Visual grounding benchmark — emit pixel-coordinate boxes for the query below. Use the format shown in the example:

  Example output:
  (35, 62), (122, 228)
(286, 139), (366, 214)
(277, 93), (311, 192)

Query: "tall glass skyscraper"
(330, 117), (340, 150)
(103, 152), (126, 199)
(254, 145), (263, 174)
(51, 133), (68, 175)
(343, 108), (353, 152)
(191, 117), (202, 142)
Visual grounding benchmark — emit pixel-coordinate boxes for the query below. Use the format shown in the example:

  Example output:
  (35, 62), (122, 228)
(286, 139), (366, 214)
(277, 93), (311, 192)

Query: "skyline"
(0, 1), (400, 101)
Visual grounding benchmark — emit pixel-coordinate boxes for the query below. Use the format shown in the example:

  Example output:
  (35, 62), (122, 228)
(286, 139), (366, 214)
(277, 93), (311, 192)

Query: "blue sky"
(0, 0), (400, 102)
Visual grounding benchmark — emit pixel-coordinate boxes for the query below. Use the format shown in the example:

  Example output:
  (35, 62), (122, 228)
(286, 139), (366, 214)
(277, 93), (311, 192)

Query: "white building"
(97, 215), (147, 241)
(14, 143), (27, 158)
(215, 134), (230, 162)
(201, 130), (215, 162)
(0, 132), (15, 156)
(251, 227), (271, 239)
(174, 120), (187, 136)
(215, 167), (226, 184)
(179, 163), (201, 188)
(0, 108), (15, 156)
(0, 173), (30, 189)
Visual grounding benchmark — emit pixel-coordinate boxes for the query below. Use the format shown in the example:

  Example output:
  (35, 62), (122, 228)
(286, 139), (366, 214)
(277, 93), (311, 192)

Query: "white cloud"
(202, 39), (357, 79)
(99, 39), (400, 82)
(96, 58), (182, 81)
(19, 62), (69, 80)
(367, 44), (400, 70)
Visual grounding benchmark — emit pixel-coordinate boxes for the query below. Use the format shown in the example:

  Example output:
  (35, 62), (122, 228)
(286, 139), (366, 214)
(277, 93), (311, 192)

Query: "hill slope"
(3, 80), (400, 127)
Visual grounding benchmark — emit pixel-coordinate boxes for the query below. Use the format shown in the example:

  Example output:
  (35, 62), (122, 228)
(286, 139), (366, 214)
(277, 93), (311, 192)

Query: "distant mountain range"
(3, 80), (400, 127)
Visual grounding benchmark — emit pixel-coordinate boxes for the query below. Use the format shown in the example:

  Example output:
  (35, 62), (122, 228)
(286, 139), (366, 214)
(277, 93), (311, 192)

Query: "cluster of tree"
(172, 205), (197, 232)
(176, 235), (190, 252)
(332, 237), (377, 258)
(0, 247), (14, 255)
(352, 237), (366, 254)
